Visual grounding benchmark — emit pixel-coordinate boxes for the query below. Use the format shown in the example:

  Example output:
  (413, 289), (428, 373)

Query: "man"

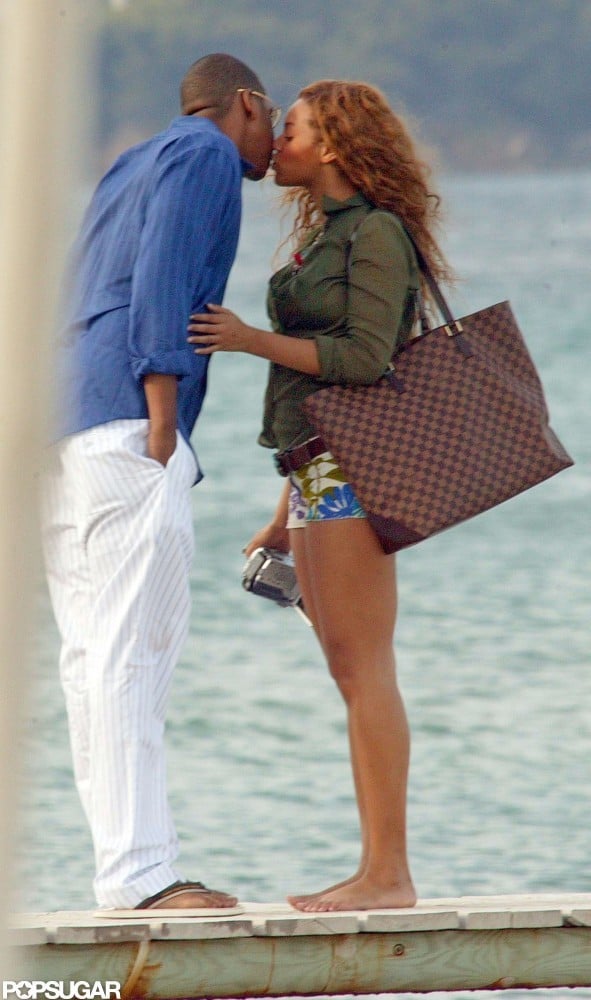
(42, 54), (277, 911)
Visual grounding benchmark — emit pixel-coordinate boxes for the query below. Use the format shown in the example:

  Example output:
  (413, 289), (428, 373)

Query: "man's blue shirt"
(56, 116), (248, 474)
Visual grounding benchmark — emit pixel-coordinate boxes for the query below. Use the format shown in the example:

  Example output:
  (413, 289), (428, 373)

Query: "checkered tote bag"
(303, 255), (574, 554)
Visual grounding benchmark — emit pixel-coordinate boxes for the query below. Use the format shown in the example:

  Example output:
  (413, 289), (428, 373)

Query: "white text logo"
(2, 984), (121, 1000)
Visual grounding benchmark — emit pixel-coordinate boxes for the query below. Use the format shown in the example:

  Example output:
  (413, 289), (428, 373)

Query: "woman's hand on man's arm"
(187, 305), (321, 375)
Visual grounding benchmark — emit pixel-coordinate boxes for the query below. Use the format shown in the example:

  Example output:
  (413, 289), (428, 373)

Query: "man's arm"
(127, 143), (240, 465)
(144, 373), (178, 465)
(129, 143), (241, 388)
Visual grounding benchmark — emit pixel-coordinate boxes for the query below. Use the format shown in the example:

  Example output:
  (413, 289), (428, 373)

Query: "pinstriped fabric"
(41, 420), (197, 908)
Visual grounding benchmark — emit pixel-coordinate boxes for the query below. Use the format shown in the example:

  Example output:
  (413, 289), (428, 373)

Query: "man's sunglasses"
(237, 88), (282, 129)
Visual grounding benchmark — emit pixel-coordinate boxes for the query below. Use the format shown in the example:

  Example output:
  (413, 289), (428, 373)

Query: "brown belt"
(274, 435), (327, 476)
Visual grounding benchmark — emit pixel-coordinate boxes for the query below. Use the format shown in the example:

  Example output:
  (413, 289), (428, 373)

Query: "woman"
(187, 80), (451, 912)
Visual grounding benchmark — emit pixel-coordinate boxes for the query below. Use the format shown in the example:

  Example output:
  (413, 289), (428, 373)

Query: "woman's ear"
(319, 144), (338, 165)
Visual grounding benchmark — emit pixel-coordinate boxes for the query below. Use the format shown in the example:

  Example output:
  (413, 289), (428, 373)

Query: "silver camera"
(242, 547), (311, 625)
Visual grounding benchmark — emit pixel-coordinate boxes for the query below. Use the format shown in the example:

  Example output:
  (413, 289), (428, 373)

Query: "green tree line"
(96, 0), (591, 171)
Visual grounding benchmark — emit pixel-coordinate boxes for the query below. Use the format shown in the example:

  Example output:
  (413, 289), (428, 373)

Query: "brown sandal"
(135, 879), (239, 910)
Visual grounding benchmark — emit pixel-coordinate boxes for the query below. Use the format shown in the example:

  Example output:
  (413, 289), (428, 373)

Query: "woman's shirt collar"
(322, 191), (371, 216)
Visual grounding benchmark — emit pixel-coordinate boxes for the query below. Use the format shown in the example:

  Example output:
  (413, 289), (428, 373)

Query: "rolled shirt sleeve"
(129, 142), (241, 382)
(315, 212), (417, 385)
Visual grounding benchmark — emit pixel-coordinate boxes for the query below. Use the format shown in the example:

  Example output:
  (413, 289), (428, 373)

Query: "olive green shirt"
(259, 192), (420, 452)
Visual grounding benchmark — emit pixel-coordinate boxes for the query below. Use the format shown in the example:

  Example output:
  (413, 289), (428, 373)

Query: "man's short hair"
(181, 53), (265, 119)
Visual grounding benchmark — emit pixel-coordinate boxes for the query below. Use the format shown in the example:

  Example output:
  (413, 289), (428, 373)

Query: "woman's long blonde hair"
(281, 80), (453, 297)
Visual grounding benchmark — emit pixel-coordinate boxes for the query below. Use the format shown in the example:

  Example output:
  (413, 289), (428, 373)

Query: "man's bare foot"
(136, 880), (238, 910)
(288, 875), (416, 912)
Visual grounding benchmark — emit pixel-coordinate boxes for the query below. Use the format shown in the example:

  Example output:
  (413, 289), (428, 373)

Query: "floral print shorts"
(286, 448), (366, 528)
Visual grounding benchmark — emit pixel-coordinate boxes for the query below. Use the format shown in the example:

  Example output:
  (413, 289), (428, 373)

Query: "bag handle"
(407, 233), (475, 357)
(405, 235), (464, 338)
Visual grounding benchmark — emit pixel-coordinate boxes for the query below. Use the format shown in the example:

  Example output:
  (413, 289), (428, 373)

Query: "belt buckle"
(274, 436), (322, 477)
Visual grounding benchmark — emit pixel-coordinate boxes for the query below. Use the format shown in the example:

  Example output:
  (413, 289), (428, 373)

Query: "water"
(19, 174), (591, 999)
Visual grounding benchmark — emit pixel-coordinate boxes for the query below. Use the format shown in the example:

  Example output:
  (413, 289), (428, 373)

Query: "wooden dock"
(8, 893), (591, 998)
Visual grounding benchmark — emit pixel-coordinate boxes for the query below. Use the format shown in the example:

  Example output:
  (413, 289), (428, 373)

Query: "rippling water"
(19, 173), (591, 999)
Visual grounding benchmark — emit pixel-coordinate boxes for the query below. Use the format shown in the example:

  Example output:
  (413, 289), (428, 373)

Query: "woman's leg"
(289, 526), (370, 902)
(289, 517), (416, 911)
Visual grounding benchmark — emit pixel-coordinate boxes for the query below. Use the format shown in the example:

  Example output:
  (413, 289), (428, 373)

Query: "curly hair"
(281, 80), (453, 298)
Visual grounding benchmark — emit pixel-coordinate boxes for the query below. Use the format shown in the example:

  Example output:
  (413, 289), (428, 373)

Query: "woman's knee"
(323, 635), (393, 701)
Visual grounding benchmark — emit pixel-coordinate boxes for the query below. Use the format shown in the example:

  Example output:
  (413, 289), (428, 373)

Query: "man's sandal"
(95, 879), (243, 918)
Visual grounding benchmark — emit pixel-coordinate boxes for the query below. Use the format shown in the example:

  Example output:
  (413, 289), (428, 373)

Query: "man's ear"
(238, 88), (257, 121)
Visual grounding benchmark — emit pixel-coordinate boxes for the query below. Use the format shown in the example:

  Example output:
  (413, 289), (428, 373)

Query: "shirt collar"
(171, 115), (253, 176)
(322, 191), (371, 215)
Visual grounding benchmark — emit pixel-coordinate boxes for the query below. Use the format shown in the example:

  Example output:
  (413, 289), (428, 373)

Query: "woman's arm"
(244, 480), (291, 556)
(187, 305), (321, 375)
(188, 214), (417, 385)
(314, 213), (417, 385)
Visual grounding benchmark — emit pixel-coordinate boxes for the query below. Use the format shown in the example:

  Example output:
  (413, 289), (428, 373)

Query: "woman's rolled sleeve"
(316, 212), (416, 385)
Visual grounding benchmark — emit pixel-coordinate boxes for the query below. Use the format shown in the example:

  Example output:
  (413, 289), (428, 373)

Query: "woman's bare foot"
(287, 869), (365, 907)
(288, 875), (416, 912)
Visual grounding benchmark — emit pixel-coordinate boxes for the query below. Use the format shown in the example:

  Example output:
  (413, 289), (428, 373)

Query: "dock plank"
(154, 916), (257, 940)
(261, 912), (360, 936)
(567, 908), (591, 927)
(7, 893), (591, 996)
(362, 908), (461, 932)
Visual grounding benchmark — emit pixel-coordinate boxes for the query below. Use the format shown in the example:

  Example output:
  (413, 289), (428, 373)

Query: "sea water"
(19, 173), (591, 999)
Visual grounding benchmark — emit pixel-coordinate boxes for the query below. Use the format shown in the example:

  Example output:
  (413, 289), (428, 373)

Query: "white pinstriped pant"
(41, 419), (198, 908)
